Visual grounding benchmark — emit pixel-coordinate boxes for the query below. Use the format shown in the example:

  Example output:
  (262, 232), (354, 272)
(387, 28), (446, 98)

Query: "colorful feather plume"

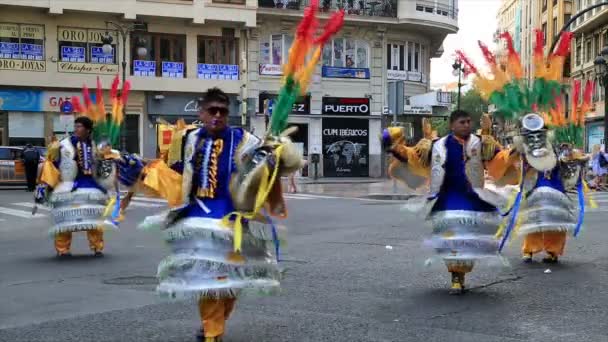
(546, 79), (593, 148)
(74, 75), (130, 148)
(458, 29), (571, 122)
(269, 0), (344, 136)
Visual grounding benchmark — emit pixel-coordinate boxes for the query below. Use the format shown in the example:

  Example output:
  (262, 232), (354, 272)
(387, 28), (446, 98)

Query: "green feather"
(270, 75), (300, 136)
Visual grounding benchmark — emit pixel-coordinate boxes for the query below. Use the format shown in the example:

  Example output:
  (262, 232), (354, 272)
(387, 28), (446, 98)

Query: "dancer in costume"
(35, 77), (143, 257)
(382, 111), (518, 294)
(137, 3), (343, 340)
(456, 31), (596, 264)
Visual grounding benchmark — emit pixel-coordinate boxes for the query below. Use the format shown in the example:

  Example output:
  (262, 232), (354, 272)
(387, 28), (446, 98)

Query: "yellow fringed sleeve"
(390, 140), (432, 178)
(39, 160), (61, 188)
(486, 149), (520, 184)
(39, 141), (61, 187)
(141, 160), (183, 208)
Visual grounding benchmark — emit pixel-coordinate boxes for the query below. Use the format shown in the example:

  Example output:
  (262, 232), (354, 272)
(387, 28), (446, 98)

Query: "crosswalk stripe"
(131, 197), (167, 204)
(13, 202), (50, 211)
(0, 206), (45, 218)
(127, 201), (163, 208)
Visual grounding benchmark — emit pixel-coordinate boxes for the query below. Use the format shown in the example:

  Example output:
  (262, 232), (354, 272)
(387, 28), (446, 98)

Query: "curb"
(360, 193), (416, 201)
(300, 181), (385, 185)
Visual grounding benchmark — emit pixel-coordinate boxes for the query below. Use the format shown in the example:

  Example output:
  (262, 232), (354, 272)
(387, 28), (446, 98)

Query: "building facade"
(0, 0), (457, 178)
(571, 0), (608, 151)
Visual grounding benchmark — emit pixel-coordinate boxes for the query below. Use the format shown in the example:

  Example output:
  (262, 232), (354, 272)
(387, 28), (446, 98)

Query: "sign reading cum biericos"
(321, 97), (370, 116)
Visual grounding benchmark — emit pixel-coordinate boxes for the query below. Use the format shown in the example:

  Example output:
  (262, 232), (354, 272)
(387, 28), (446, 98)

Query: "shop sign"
(387, 69), (407, 81)
(0, 89), (43, 111)
(322, 117), (369, 177)
(198, 64), (239, 80)
(259, 93), (310, 115)
(0, 58), (45, 71)
(322, 97), (370, 116)
(322, 66), (370, 79)
(58, 62), (118, 74)
(259, 64), (282, 76)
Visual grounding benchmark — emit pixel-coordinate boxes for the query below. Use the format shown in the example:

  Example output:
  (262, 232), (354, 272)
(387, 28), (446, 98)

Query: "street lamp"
(452, 59), (464, 110)
(101, 21), (147, 152)
(593, 46), (608, 153)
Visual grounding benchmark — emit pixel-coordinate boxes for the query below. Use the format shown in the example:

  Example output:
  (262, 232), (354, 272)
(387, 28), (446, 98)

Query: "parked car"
(0, 146), (45, 185)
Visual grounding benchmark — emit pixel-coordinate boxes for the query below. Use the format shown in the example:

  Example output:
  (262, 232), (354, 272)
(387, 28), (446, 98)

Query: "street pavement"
(0, 186), (607, 342)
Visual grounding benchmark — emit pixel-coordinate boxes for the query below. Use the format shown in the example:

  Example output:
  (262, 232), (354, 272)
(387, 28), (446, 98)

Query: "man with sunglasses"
(139, 87), (304, 341)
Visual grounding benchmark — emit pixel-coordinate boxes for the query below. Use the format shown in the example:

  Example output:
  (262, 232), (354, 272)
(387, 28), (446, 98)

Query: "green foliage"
(458, 89), (488, 129)
(430, 117), (449, 136)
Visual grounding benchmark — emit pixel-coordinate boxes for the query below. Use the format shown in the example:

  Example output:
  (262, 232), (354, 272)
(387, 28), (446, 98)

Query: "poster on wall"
(322, 118), (369, 177)
(587, 123), (605, 152)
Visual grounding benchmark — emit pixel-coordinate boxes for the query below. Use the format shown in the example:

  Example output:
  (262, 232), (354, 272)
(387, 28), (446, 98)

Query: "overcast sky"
(430, 0), (502, 88)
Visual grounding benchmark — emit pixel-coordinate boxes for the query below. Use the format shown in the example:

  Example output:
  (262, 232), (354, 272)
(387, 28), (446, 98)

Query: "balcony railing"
(415, 0), (457, 19)
(258, 0), (397, 18)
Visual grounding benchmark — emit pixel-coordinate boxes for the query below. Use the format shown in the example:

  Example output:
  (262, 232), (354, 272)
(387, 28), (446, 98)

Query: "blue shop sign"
(0, 42), (20, 59)
(0, 89), (43, 111)
(162, 61), (184, 78)
(322, 66), (370, 79)
(20, 43), (44, 60)
(133, 60), (156, 77)
(61, 46), (85, 62)
(197, 64), (239, 80)
(91, 46), (113, 64)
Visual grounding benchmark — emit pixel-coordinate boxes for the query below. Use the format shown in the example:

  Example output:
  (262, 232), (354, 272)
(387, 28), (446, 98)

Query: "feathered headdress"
(544, 79), (593, 148)
(457, 30), (573, 122)
(71, 75), (130, 147)
(269, 0), (344, 136)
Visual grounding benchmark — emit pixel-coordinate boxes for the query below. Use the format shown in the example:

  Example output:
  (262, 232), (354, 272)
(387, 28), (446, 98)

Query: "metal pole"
(457, 69), (462, 110)
(121, 28), (127, 153)
(604, 80), (608, 153)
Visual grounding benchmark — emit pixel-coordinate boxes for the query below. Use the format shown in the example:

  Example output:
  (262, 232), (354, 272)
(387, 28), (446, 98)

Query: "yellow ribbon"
(221, 144), (285, 252)
(103, 197), (116, 217)
(582, 180), (598, 209)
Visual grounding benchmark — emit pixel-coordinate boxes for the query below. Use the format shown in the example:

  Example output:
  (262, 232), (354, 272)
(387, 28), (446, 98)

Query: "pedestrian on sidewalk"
(591, 144), (607, 190)
(22, 143), (40, 192)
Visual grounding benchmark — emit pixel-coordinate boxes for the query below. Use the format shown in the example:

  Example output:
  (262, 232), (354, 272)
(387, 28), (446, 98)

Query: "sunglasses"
(205, 106), (229, 116)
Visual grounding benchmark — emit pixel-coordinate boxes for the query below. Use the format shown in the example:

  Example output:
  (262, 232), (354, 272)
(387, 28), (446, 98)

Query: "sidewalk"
(290, 178), (414, 199)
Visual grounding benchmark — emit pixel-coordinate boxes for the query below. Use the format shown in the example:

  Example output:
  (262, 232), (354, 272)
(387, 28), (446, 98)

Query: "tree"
(458, 89), (488, 130)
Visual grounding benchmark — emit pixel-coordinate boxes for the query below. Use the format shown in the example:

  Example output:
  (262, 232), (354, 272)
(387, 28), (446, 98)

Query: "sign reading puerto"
(322, 97), (370, 116)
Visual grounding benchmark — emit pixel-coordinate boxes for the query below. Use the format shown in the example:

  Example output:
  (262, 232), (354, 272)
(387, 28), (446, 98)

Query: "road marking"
(131, 197), (167, 204)
(13, 202), (50, 211)
(127, 201), (164, 208)
(0, 206), (45, 218)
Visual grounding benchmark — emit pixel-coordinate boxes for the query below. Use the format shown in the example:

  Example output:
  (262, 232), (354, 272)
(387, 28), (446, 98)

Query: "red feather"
(121, 81), (132, 105)
(500, 32), (518, 58)
(478, 41), (497, 66)
(297, 0), (319, 39)
(82, 85), (92, 110)
(314, 10), (345, 46)
(71, 96), (84, 114)
(110, 75), (120, 99)
(96, 77), (103, 103)
(552, 31), (573, 57)
(534, 29), (544, 57)
(583, 79), (594, 107)
(572, 79), (581, 108)
(455, 50), (478, 76)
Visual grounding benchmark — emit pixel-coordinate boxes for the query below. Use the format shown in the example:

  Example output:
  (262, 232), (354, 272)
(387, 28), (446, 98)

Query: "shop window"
(8, 112), (45, 146)
(131, 33), (186, 78)
(57, 27), (117, 64)
(197, 36), (239, 80)
(322, 38), (369, 68)
(259, 34), (293, 65)
(0, 23), (44, 61)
